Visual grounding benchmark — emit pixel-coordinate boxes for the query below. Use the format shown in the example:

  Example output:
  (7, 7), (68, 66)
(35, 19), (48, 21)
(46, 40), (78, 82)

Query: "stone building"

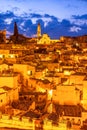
(0, 30), (6, 44)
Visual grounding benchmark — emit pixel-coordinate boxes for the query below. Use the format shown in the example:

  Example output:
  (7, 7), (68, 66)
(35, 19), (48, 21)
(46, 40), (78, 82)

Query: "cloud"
(72, 14), (87, 19)
(29, 13), (53, 27)
(4, 18), (13, 24)
(69, 26), (81, 32)
(31, 18), (38, 24)
(0, 10), (15, 19)
(70, 19), (87, 26)
(6, 30), (13, 35)
(70, 14), (87, 27)
(43, 18), (52, 27)
(61, 19), (71, 27)
(31, 34), (37, 37)
(0, 10), (87, 38)
(31, 17), (52, 27)
(30, 13), (42, 18)
(20, 22), (25, 27)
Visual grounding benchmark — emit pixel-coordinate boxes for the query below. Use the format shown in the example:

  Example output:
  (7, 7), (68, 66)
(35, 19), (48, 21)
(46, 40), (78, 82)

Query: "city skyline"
(0, 0), (87, 38)
(0, 1), (87, 130)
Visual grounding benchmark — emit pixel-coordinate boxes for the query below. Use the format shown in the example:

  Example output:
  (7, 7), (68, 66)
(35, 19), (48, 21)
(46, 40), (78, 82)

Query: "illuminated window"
(27, 70), (32, 75)
(0, 54), (3, 58)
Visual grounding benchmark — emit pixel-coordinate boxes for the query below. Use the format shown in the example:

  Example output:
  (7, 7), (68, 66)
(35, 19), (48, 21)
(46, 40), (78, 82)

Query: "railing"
(0, 114), (35, 129)
(0, 114), (67, 130)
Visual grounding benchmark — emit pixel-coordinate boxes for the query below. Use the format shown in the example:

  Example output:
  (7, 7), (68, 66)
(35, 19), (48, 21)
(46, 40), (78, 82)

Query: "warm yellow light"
(49, 90), (53, 96)
(38, 87), (45, 92)
(27, 70), (32, 75)
(0, 54), (3, 58)
(56, 50), (61, 54)
(64, 70), (71, 76)
(81, 100), (84, 104)
(55, 68), (60, 72)
(59, 60), (62, 63)
(9, 54), (14, 58)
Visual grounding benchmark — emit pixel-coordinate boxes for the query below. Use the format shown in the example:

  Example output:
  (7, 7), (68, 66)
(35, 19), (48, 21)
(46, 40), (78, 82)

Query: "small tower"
(14, 22), (18, 36)
(37, 23), (41, 38)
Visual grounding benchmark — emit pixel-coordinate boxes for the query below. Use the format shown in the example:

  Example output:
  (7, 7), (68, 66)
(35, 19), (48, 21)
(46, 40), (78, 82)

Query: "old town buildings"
(0, 22), (87, 127)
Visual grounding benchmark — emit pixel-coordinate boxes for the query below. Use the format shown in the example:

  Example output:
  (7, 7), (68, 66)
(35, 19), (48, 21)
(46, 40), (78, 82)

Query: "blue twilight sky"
(0, 0), (87, 38)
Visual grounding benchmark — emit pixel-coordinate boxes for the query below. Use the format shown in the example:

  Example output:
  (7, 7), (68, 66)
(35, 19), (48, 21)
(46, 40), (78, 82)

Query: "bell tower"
(14, 22), (18, 36)
(37, 23), (41, 38)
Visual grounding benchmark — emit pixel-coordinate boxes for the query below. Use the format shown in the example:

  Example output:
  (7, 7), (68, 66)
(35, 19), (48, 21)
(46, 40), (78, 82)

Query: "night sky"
(0, 0), (87, 39)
